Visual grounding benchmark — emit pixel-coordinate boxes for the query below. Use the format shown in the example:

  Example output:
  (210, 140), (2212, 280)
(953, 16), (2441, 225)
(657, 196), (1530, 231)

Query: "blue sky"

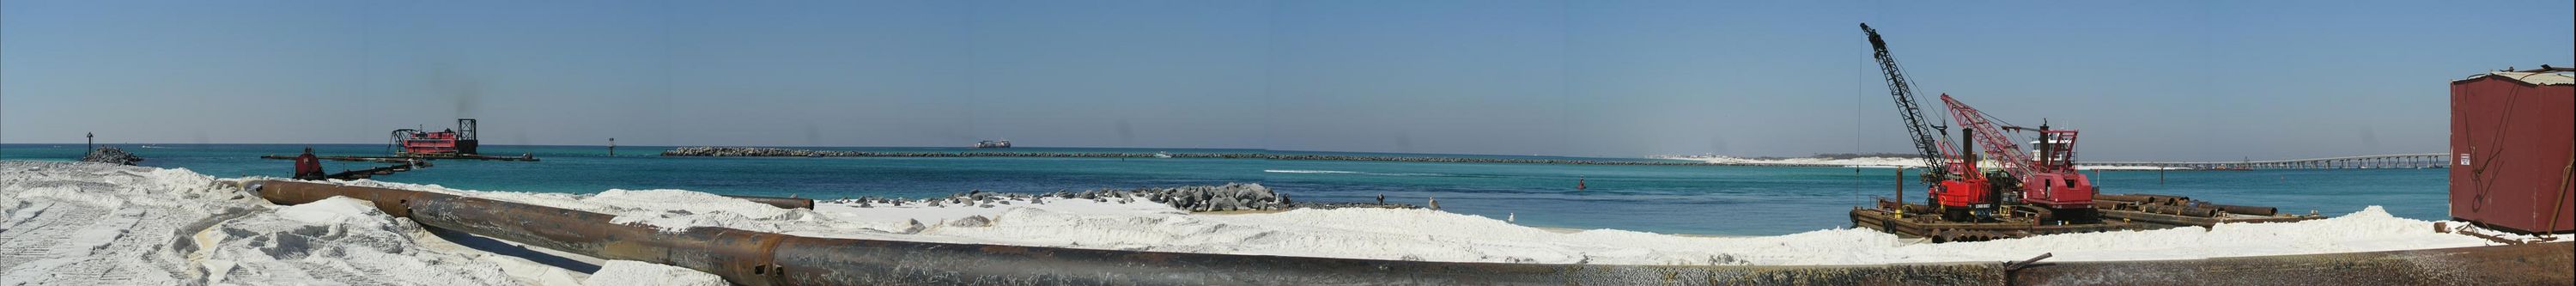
(3, 0), (2568, 160)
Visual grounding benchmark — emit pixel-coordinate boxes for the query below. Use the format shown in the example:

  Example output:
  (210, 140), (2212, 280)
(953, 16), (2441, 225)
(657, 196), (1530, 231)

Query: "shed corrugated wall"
(2449, 74), (2575, 234)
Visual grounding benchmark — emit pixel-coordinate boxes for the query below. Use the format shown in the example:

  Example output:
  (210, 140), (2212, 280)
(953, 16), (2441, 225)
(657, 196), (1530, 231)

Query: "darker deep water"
(3, 143), (2449, 235)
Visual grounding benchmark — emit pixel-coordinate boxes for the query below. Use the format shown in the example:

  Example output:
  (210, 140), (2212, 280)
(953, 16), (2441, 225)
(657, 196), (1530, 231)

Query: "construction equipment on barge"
(386, 118), (534, 161)
(393, 119), (479, 155)
(257, 119), (534, 180)
(1850, 23), (2317, 241)
(372, 119), (534, 161)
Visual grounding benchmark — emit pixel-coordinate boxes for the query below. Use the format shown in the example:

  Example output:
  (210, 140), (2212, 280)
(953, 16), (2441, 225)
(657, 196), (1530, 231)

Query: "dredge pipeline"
(246, 180), (2567, 285)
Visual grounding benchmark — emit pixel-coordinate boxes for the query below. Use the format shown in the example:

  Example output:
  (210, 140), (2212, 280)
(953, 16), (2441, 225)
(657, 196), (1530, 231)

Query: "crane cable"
(2468, 85), (2521, 212)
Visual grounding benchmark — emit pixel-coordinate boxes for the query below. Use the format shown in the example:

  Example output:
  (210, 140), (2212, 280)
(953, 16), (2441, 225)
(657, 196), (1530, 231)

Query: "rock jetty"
(80, 147), (144, 166)
(665, 146), (1741, 166)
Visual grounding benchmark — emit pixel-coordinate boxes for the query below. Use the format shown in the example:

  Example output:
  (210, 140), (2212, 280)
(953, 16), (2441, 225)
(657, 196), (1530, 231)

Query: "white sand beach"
(0, 161), (2524, 284)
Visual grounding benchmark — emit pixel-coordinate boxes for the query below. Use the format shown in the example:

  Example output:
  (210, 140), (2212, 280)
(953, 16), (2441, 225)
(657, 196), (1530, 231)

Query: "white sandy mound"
(584, 260), (726, 286)
(0, 161), (614, 285)
(195, 197), (520, 285)
(2, 161), (256, 285)
(886, 204), (2503, 265)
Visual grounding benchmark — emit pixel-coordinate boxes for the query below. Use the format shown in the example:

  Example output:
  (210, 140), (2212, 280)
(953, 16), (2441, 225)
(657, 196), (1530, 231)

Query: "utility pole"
(1895, 167), (1905, 207)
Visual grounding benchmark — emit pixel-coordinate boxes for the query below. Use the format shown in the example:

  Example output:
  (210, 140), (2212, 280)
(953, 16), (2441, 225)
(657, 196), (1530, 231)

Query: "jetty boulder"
(1140, 183), (1285, 212)
(948, 216), (993, 228)
(81, 147), (143, 166)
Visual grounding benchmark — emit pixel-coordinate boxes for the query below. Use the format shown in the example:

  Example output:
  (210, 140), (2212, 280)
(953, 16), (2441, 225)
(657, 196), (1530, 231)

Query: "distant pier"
(2088, 154), (2447, 170)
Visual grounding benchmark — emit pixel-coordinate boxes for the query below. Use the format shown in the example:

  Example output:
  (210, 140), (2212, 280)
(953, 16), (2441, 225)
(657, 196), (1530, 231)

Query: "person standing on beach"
(293, 147), (326, 180)
(1376, 193), (1386, 205)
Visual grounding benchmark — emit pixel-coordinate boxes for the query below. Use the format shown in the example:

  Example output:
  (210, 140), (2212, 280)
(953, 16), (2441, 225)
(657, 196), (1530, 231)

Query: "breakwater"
(81, 147), (144, 165)
(661, 146), (1779, 167)
(822, 182), (1416, 212)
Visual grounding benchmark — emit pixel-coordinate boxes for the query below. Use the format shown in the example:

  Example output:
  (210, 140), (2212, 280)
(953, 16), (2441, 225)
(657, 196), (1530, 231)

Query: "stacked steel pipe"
(2093, 194), (2277, 217)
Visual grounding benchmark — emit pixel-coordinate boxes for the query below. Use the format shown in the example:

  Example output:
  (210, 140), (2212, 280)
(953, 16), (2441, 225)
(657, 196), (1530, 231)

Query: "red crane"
(1865, 23), (2094, 222)
(1940, 94), (2096, 212)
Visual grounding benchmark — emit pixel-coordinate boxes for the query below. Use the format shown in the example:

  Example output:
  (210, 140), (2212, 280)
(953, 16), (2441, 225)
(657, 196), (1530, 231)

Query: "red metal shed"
(2449, 67), (2575, 234)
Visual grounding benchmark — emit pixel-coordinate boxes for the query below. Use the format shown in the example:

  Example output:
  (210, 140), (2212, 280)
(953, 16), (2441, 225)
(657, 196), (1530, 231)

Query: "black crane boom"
(1861, 23), (1949, 180)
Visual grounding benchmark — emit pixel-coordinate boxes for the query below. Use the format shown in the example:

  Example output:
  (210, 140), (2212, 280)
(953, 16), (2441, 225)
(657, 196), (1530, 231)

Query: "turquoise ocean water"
(3, 143), (2450, 235)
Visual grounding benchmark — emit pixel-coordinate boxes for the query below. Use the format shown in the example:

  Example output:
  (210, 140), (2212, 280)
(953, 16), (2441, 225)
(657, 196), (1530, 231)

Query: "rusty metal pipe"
(2202, 204), (2276, 216)
(404, 194), (792, 281)
(2123, 194), (2190, 204)
(720, 195), (815, 210)
(2136, 204), (2221, 217)
(2093, 194), (2153, 204)
(248, 180), (441, 217)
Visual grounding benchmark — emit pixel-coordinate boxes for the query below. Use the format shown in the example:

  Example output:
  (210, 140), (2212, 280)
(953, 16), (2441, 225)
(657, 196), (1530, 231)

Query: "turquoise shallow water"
(3, 143), (2451, 235)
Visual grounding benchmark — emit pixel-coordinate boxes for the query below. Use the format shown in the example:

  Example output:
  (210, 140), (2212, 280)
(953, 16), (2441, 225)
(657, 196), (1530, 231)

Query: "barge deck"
(1854, 194), (2326, 242)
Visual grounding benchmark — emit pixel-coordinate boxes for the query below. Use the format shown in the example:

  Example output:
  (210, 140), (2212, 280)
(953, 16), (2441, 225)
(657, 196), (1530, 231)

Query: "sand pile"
(0, 161), (594, 285)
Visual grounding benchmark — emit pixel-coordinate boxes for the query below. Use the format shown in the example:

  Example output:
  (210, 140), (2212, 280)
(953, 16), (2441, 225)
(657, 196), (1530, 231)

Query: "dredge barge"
(1848, 24), (2315, 241)
(384, 119), (536, 161)
(258, 119), (535, 180)
(1853, 194), (2324, 242)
